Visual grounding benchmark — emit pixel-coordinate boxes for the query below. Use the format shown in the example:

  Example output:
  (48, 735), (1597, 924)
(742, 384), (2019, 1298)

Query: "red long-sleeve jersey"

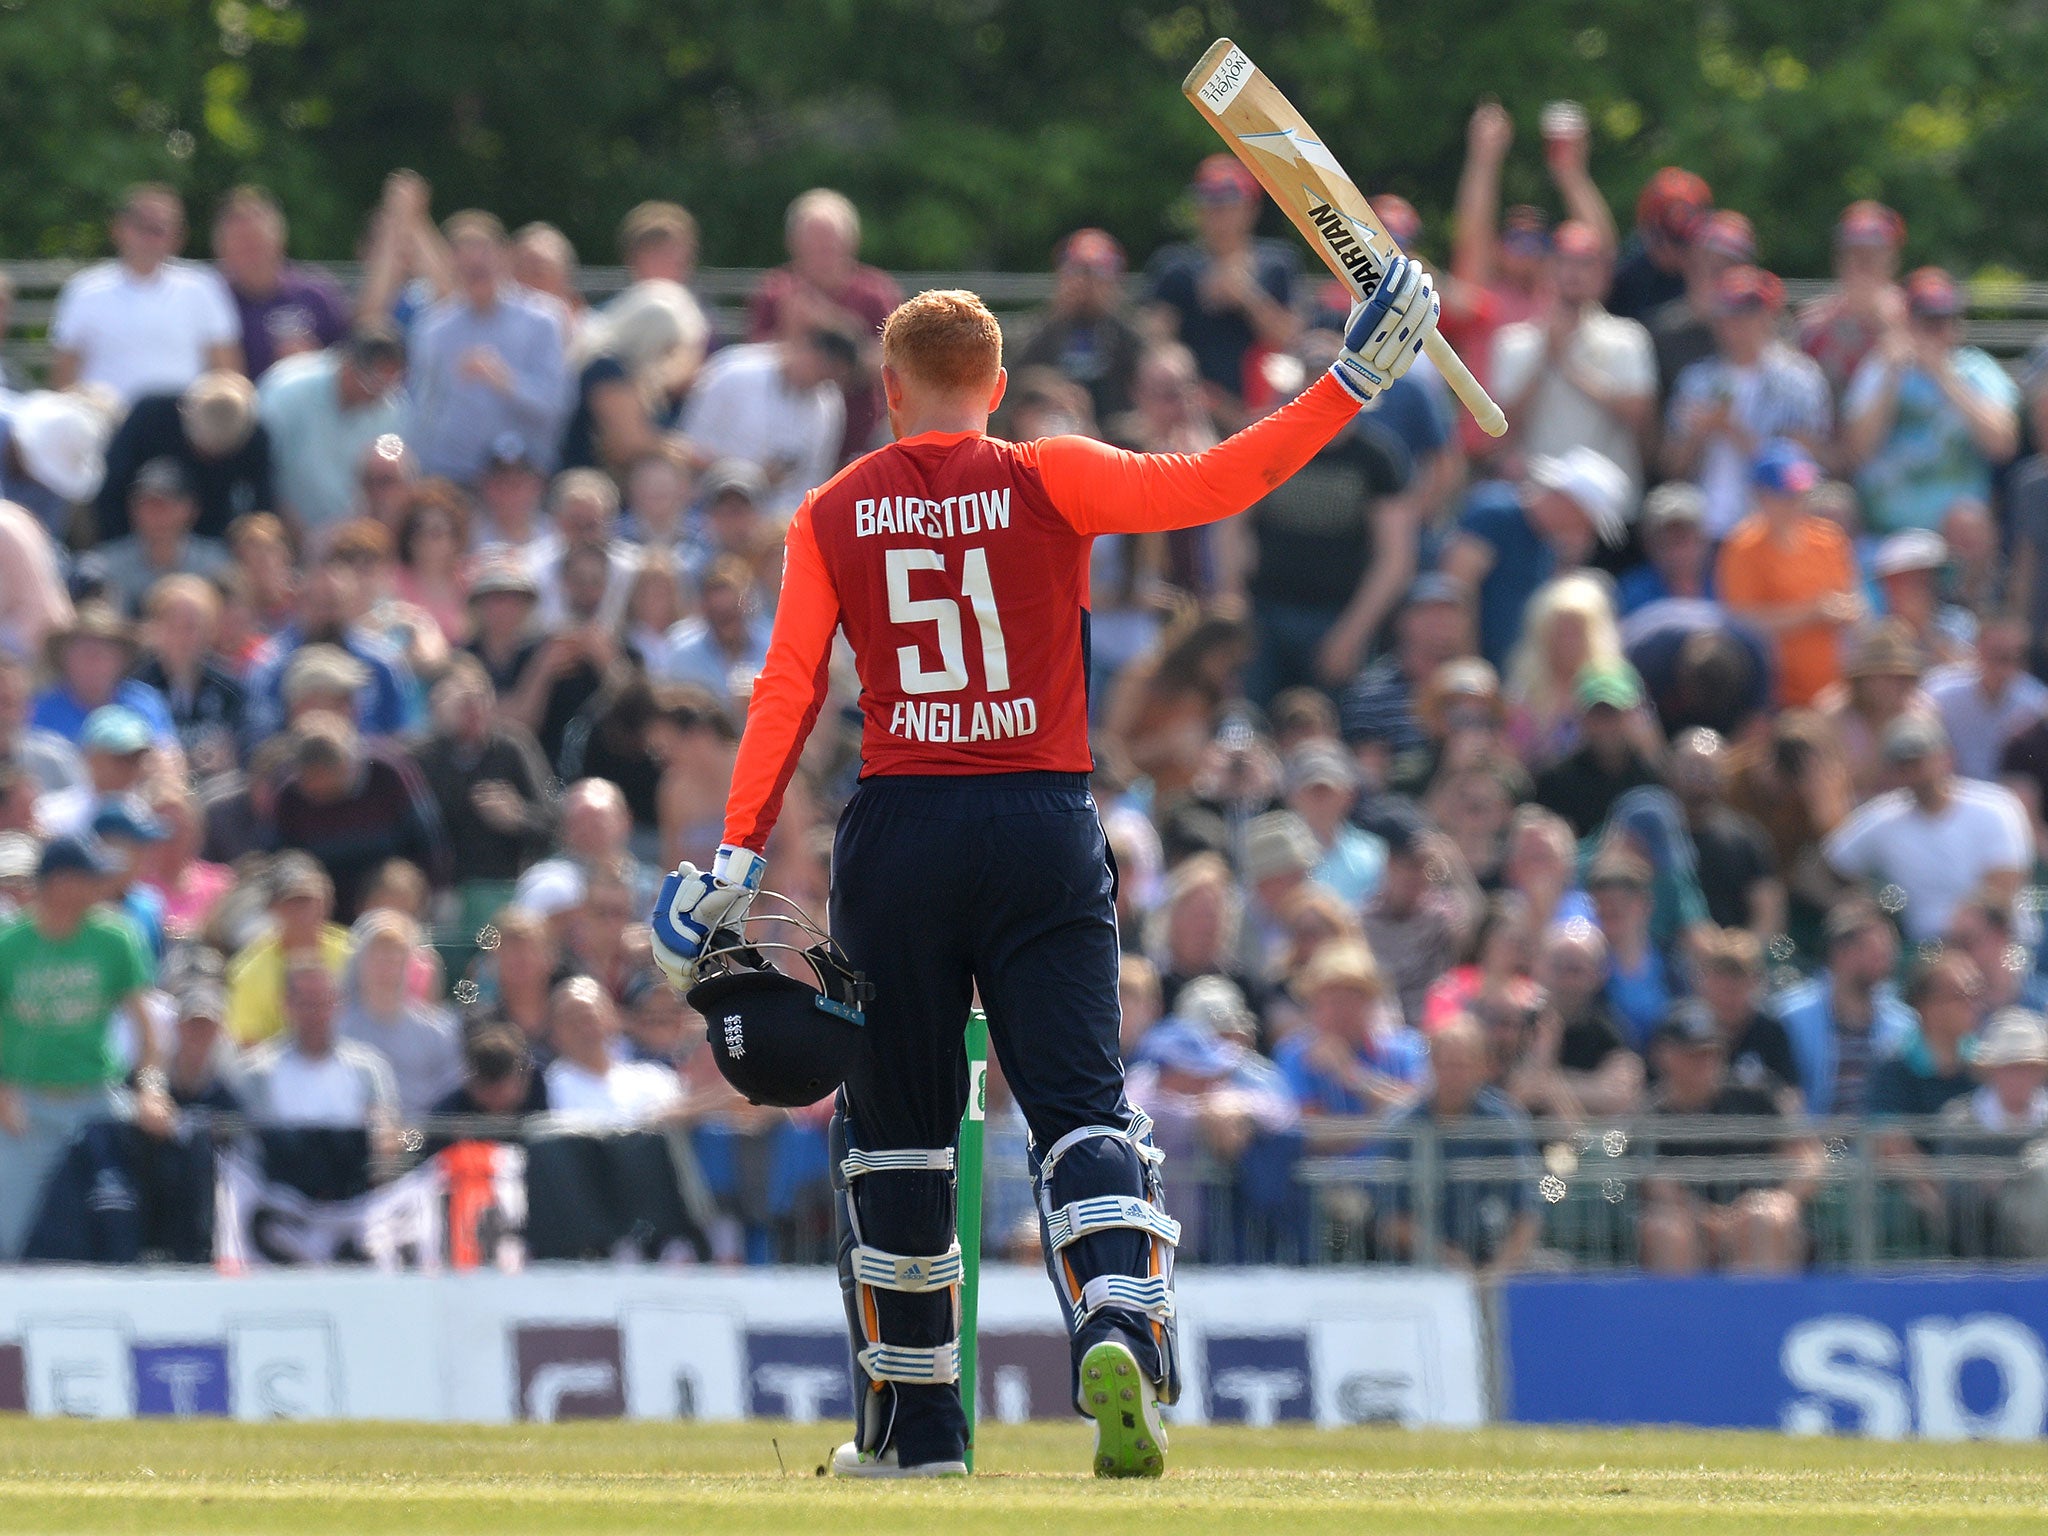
(723, 372), (1363, 851)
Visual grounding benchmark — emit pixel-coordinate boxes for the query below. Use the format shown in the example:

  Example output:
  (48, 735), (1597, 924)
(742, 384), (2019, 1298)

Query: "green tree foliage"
(3, 0), (2046, 276)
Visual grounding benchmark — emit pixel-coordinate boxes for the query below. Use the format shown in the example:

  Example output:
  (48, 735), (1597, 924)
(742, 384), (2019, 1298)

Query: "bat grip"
(1423, 329), (1508, 438)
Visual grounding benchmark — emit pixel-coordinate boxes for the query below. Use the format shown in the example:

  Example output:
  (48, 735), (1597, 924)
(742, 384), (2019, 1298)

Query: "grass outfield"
(0, 1418), (2044, 1534)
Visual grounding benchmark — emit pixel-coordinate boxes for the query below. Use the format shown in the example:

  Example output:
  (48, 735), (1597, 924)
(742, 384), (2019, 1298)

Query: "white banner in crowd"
(0, 1264), (1484, 1428)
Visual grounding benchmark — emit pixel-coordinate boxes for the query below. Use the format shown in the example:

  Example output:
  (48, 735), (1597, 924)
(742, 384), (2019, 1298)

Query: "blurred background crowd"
(5, 99), (2048, 1277)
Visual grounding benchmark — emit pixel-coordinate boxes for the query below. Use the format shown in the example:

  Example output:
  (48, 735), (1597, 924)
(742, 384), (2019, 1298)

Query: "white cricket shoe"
(829, 1441), (968, 1478)
(1080, 1339), (1167, 1478)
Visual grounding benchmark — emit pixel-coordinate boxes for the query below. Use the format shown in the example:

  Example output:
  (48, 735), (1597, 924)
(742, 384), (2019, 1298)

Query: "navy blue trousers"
(831, 771), (1157, 1462)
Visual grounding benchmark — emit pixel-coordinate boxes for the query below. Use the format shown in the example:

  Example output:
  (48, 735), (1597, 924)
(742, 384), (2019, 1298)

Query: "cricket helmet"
(685, 893), (871, 1108)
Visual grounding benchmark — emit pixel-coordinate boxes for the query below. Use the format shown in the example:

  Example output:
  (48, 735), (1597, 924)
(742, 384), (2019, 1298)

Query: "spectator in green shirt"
(0, 834), (169, 1257)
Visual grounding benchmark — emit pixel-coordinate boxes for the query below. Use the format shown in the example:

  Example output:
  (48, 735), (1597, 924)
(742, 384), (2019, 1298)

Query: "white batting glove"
(1330, 255), (1441, 403)
(650, 844), (765, 991)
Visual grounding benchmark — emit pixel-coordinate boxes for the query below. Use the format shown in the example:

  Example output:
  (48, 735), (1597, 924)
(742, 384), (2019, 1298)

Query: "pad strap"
(1036, 1109), (1162, 1187)
(858, 1339), (961, 1385)
(840, 1147), (955, 1181)
(1076, 1273), (1175, 1328)
(850, 1241), (963, 1293)
(1045, 1194), (1182, 1253)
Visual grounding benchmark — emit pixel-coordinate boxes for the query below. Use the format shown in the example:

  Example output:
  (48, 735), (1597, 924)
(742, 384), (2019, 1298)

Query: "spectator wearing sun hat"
(1716, 438), (1865, 706)
(30, 604), (176, 747)
(1144, 153), (1301, 415)
(1442, 444), (1630, 669)
(1798, 200), (1910, 402)
(1013, 228), (1145, 425)
(1664, 265), (1833, 538)
(1844, 265), (2020, 537)
(0, 390), (109, 542)
(1870, 526), (1974, 667)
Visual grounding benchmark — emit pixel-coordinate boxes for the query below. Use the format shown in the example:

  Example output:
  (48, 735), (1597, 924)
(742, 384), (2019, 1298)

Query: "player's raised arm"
(1034, 256), (1441, 535)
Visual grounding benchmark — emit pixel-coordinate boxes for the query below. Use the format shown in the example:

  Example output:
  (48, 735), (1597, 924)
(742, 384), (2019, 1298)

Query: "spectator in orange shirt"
(1715, 439), (1865, 706)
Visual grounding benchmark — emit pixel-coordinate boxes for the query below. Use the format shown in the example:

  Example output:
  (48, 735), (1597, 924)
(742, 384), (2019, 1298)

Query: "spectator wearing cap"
(1844, 266), (2019, 536)
(1638, 998), (1818, 1276)
(407, 210), (569, 484)
(1238, 344), (1419, 701)
(467, 433), (549, 562)
(241, 548), (422, 744)
(271, 711), (449, 922)
(1443, 445), (1629, 669)
(31, 605), (175, 747)
(33, 704), (159, 839)
(95, 371), (272, 544)
(212, 185), (350, 379)
(678, 326), (854, 518)
(561, 278), (708, 474)
(225, 852), (352, 1046)
(661, 554), (772, 708)
(1925, 615), (2047, 783)
(1490, 219), (1657, 498)
(1, 388), (110, 543)
(1144, 154), (1302, 420)
(747, 188), (901, 461)
(1799, 201), (1910, 401)
(1617, 483), (1714, 616)
(462, 552), (544, 699)
(1532, 663), (1661, 838)
(0, 832), (166, 1259)
(676, 459), (770, 590)
(49, 183), (242, 405)
(1127, 1005), (1296, 1258)
(95, 458), (232, 614)
(1825, 714), (2030, 946)
(1647, 209), (1756, 397)
(1714, 438), (1864, 706)
(1377, 1015), (1540, 1274)
(1337, 573), (1473, 776)
(1240, 809), (1325, 969)
(258, 323), (409, 541)
(1274, 940), (1427, 1124)
(1607, 166), (1713, 325)
(1663, 265), (1833, 538)
(1284, 743), (1385, 907)
(1013, 229), (1146, 426)
(91, 794), (170, 959)
(1869, 527), (1971, 669)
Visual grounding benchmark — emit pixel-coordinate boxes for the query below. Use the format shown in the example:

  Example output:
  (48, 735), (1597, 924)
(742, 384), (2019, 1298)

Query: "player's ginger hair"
(881, 289), (1004, 394)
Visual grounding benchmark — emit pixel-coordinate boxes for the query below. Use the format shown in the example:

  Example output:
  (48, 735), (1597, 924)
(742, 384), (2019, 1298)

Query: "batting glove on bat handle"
(1330, 255), (1442, 403)
(649, 844), (766, 991)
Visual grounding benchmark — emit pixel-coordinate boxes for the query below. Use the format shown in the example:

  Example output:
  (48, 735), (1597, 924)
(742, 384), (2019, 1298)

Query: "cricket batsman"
(652, 263), (1441, 1477)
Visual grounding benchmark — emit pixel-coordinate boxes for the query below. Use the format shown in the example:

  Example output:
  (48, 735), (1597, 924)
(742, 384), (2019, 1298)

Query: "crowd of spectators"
(5, 107), (2048, 1277)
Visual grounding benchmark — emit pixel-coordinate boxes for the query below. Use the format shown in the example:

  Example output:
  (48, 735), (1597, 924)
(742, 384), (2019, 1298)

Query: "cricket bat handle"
(1423, 329), (1507, 438)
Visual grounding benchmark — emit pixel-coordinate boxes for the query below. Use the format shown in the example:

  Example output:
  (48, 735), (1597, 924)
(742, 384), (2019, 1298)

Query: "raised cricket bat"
(1183, 38), (1509, 437)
